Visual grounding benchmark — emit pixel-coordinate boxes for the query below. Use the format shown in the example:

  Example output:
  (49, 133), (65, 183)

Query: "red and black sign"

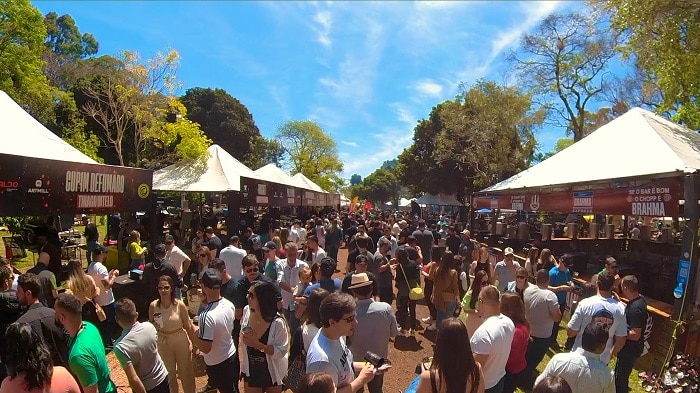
(472, 179), (682, 216)
(0, 153), (153, 216)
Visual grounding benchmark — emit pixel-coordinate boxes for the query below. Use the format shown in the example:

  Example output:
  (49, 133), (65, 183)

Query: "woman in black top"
(470, 246), (494, 285)
(395, 248), (421, 336)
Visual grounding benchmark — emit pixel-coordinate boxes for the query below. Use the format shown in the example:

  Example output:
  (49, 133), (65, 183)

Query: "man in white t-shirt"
(494, 247), (521, 293)
(194, 268), (238, 393)
(307, 235), (327, 266)
(87, 244), (120, 349)
(470, 285), (515, 393)
(279, 242), (308, 336)
(164, 235), (190, 295)
(306, 292), (380, 393)
(219, 235), (247, 281)
(523, 269), (562, 376)
(567, 270), (627, 364)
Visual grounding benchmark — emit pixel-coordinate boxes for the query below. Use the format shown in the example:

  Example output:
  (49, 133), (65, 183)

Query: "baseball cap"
(154, 243), (167, 255)
(355, 254), (369, 264)
(262, 241), (277, 251)
(164, 235), (175, 244)
(201, 268), (222, 289)
(504, 247), (514, 256)
(93, 244), (108, 254)
(320, 257), (336, 276)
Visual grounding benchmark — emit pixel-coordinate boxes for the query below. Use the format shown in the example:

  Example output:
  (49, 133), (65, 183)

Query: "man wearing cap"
(83, 216), (100, 264)
(261, 241), (284, 283)
(279, 242), (308, 335)
(348, 272), (398, 393)
(494, 247), (521, 293)
(164, 235), (191, 286)
(341, 255), (379, 298)
(142, 244), (179, 302)
(202, 227), (223, 259)
(194, 268), (238, 393)
(296, 258), (342, 319)
(219, 236), (247, 281)
(347, 237), (374, 275)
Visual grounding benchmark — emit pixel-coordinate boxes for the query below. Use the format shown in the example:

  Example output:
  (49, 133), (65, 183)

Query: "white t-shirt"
(198, 297), (236, 366)
(306, 329), (354, 388)
(312, 248), (327, 266)
(165, 245), (189, 275)
(470, 314), (515, 389)
(219, 245), (247, 281)
(567, 295), (627, 364)
(297, 228), (307, 244)
(88, 261), (115, 306)
(280, 260), (309, 310)
(289, 227), (300, 244)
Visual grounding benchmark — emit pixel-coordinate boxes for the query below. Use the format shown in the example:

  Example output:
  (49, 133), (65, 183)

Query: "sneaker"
(426, 323), (437, 331)
(421, 317), (434, 323)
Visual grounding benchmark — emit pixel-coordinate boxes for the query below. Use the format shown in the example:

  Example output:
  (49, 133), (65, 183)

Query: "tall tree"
(354, 167), (400, 205)
(509, 11), (618, 141)
(42, 12), (99, 89)
(0, 0), (55, 124)
(247, 135), (285, 170)
(599, 0), (700, 129)
(52, 90), (103, 162)
(349, 174), (362, 186)
(275, 120), (344, 192)
(180, 87), (264, 166)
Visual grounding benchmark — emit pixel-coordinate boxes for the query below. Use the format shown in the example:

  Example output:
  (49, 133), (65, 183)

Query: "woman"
(420, 253), (439, 330)
(0, 322), (80, 393)
(149, 275), (196, 393)
(298, 372), (335, 393)
(65, 259), (100, 326)
(290, 288), (330, 362)
(537, 248), (555, 272)
(430, 251), (460, 329)
(504, 267), (531, 300)
(240, 281), (290, 393)
(128, 230), (147, 270)
(500, 292), (530, 393)
(272, 236), (285, 259)
(460, 270), (489, 337)
(280, 228), (290, 251)
(196, 246), (213, 280)
(524, 247), (540, 282)
(470, 246), (494, 284)
(191, 228), (204, 255)
(416, 318), (484, 393)
(395, 247), (421, 336)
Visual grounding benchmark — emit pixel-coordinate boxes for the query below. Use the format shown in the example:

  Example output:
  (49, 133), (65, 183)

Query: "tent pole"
(676, 174), (698, 318)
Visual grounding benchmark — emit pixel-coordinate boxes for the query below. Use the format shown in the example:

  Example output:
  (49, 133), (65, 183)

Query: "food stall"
(473, 107), (700, 368)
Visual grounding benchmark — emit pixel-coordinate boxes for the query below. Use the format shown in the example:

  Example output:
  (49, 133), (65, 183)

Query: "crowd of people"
(0, 210), (651, 393)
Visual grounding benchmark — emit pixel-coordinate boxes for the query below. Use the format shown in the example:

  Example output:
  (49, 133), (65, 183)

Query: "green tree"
(531, 137), (574, 165)
(180, 87), (263, 166)
(380, 159), (398, 171)
(275, 120), (344, 192)
(247, 135), (285, 170)
(42, 12), (99, 89)
(599, 0), (700, 129)
(350, 174), (362, 186)
(0, 0), (55, 124)
(509, 12), (618, 142)
(355, 167), (400, 205)
(52, 90), (103, 162)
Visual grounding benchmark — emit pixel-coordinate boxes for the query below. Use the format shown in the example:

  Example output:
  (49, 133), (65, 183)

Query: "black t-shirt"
(16, 303), (68, 367)
(142, 260), (179, 303)
(233, 274), (282, 311)
(84, 223), (99, 243)
(367, 229), (382, 248)
(412, 229), (434, 259)
(204, 235), (223, 258)
(445, 234), (462, 255)
(398, 244), (419, 262)
(341, 271), (379, 295)
(220, 278), (237, 304)
(620, 295), (648, 355)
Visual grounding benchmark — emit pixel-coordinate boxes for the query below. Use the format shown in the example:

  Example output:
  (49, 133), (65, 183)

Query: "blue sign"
(677, 259), (690, 284)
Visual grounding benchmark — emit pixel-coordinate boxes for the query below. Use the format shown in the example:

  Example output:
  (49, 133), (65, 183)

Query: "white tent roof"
(0, 90), (97, 164)
(483, 107), (700, 193)
(153, 144), (257, 192)
(416, 193), (463, 206)
(292, 173), (327, 193)
(399, 197), (413, 207)
(253, 164), (299, 187)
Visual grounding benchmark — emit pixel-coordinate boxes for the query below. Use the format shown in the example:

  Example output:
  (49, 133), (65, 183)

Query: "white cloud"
(313, 9), (333, 48)
(341, 140), (358, 148)
(414, 79), (444, 98)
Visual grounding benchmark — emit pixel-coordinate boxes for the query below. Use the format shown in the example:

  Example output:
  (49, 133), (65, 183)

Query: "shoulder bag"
(283, 327), (306, 392)
(400, 263), (424, 301)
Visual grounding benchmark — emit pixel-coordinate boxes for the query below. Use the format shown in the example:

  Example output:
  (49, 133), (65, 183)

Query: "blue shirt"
(304, 278), (342, 297)
(549, 266), (571, 304)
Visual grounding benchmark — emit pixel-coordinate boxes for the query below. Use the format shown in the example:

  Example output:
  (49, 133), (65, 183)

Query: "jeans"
(486, 375), (505, 393)
(86, 240), (99, 263)
(436, 300), (457, 328)
(615, 347), (642, 393)
(423, 280), (437, 320)
(396, 295), (417, 330)
(148, 378), (170, 393)
(551, 302), (566, 343)
(503, 369), (527, 393)
(327, 244), (339, 262)
(206, 354), (239, 393)
(97, 302), (117, 347)
(379, 287), (394, 305)
(283, 308), (300, 338)
(525, 336), (552, 376)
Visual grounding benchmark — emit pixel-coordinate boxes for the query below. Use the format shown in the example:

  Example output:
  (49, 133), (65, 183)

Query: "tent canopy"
(253, 164), (299, 187)
(483, 107), (700, 194)
(292, 172), (327, 193)
(153, 144), (257, 192)
(416, 193), (463, 206)
(0, 91), (97, 164)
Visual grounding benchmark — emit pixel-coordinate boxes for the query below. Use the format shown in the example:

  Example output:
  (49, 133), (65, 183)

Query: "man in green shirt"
(54, 292), (116, 393)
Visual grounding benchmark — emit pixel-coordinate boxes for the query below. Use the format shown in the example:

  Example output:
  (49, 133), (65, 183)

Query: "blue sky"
(35, 0), (582, 179)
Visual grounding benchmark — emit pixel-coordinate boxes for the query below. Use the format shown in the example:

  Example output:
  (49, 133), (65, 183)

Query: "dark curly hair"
(4, 322), (53, 390)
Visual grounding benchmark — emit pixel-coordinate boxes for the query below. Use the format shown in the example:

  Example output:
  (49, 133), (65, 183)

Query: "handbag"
(92, 301), (107, 322)
(399, 263), (424, 301)
(283, 351), (306, 392)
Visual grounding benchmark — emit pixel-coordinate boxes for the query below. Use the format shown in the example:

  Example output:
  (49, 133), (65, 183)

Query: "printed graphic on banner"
(573, 191), (593, 213)
(626, 185), (674, 216)
(530, 195), (540, 211)
(510, 195), (525, 210)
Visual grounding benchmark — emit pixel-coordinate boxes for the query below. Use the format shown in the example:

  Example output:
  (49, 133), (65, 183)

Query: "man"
(88, 244), (120, 349)
(523, 269), (562, 377)
(54, 292), (116, 393)
(567, 270), (627, 365)
(293, 220), (307, 246)
(348, 273), (398, 393)
(326, 219), (344, 262)
(615, 275), (648, 393)
(494, 247), (521, 293)
(0, 265), (22, 379)
(195, 268), (238, 393)
(374, 237), (395, 304)
(379, 226), (398, 258)
(142, 244), (179, 303)
(83, 216), (100, 264)
(261, 241), (284, 283)
(347, 237), (374, 276)
(591, 256), (621, 292)
(307, 235), (327, 265)
(203, 226), (223, 258)
(445, 226), (462, 255)
(26, 242), (59, 307)
(411, 220), (434, 263)
(549, 253), (574, 349)
(536, 321), (614, 393)
(470, 285), (515, 393)
(342, 255), (379, 298)
(306, 292), (380, 393)
(391, 220), (401, 238)
(429, 224), (441, 246)
(401, 236), (423, 264)
(304, 257), (342, 297)
(209, 258), (237, 304)
(16, 273), (69, 369)
(114, 298), (169, 393)
(34, 229), (62, 280)
(164, 234), (191, 292)
(279, 242), (308, 337)
(366, 221), (382, 253)
(219, 235), (246, 281)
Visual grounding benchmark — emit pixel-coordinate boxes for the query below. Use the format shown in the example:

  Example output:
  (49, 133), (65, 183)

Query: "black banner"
(0, 153), (153, 216)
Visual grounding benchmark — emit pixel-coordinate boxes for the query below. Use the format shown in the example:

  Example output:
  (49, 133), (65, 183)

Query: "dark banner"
(472, 179), (681, 216)
(241, 176), (270, 206)
(0, 153), (153, 216)
(241, 176), (340, 207)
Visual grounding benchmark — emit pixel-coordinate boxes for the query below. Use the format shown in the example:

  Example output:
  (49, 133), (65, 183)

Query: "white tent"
(416, 193), (463, 206)
(292, 172), (327, 193)
(0, 91), (97, 164)
(153, 144), (257, 192)
(399, 197), (413, 207)
(483, 107), (700, 193)
(253, 164), (300, 187)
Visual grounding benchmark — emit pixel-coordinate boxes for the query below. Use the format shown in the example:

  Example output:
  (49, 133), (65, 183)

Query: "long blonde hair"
(129, 230), (141, 243)
(66, 259), (94, 301)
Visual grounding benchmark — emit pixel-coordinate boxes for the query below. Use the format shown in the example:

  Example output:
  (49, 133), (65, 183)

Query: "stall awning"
(416, 193), (463, 206)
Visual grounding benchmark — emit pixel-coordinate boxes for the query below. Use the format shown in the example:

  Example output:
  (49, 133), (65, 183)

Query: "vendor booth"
(473, 107), (700, 368)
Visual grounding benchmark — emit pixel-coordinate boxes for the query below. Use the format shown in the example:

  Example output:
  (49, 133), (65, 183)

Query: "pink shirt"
(0, 366), (81, 393)
(506, 322), (530, 374)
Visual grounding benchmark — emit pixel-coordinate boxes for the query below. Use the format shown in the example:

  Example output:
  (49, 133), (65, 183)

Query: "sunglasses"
(481, 280), (489, 285)
(516, 276), (527, 279)
(245, 268), (258, 274)
(199, 254), (208, 257)
(157, 286), (171, 290)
